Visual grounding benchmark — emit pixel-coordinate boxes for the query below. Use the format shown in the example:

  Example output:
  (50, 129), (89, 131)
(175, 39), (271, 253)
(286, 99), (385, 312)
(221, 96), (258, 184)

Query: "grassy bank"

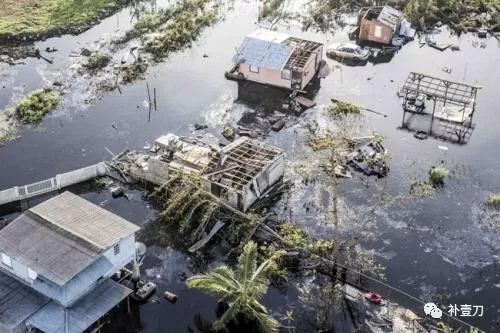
(404, 0), (500, 31)
(131, 0), (218, 60)
(0, 0), (127, 43)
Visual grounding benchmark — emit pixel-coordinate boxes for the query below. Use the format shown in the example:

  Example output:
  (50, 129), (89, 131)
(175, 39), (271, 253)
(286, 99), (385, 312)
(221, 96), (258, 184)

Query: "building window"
(249, 65), (259, 73)
(28, 268), (38, 280)
(1, 253), (12, 268)
(281, 69), (291, 80)
(114, 243), (120, 256)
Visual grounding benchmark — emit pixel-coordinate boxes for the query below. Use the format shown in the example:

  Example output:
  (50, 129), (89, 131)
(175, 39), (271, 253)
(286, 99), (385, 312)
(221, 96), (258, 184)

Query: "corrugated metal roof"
(0, 271), (48, 330)
(26, 280), (132, 333)
(232, 36), (293, 70)
(377, 6), (402, 30)
(29, 191), (139, 250)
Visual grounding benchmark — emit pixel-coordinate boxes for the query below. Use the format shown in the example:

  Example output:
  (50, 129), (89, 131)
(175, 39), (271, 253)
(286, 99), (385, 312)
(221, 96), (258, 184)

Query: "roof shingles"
(0, 192), (138, 286)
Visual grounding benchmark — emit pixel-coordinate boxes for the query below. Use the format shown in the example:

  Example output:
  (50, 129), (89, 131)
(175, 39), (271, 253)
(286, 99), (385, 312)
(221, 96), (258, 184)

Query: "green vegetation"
(410, 180), (436, 197)
(121, 57), (148, 83)
(404, 0), (500, 31)
(84, 52), (110, 70)
(326, 102), (361, 118)
(487, 194), (500, 208)
(15, 89), (60, 124)
(277, 222), (307, 248)
(307, 135), (338, 151)
(0, 0), (124, 42)
(187, 241), (281, 333)
(429, 166), (449, 186)
(410, 166), (450, 197)
(130, 0), (218, 60)
(150, 173), (221, 242)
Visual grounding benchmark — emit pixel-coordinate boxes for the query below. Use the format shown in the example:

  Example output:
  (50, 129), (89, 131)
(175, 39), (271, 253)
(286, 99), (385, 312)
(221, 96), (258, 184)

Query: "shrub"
(85, 52), (110, 70)
(16, 89), (60, 124)
(487, 194), (500, 208)
(429, 167), (449, 187)
(327, 102), (360, 118)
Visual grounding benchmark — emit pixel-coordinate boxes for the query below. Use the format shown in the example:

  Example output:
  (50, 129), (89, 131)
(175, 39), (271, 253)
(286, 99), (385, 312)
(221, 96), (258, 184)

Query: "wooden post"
(146, 82), (152, 122)
(429, 97), (437, 135)
(153, 88), (157, 111)
(443, 82), (449, 106)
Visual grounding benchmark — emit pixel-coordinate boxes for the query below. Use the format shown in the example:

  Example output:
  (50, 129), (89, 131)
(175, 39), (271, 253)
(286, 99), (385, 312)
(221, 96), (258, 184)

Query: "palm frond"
(247, 303), (280, 333)
(213, 300), (242, 331)
(186, 267), (240, 299)
(236, 241), (258, 282)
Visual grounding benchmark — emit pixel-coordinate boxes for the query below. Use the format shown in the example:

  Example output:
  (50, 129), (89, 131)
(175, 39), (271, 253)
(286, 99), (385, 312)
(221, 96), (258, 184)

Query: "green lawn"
(0, 0), (122, 41)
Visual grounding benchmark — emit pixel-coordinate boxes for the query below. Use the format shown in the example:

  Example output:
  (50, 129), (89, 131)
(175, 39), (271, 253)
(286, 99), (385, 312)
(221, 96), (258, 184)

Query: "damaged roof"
(376, 6), (403, 30)
(233, 29), (323, 71)
(0, 192), (138, 285)
(233, 35), (293, 71)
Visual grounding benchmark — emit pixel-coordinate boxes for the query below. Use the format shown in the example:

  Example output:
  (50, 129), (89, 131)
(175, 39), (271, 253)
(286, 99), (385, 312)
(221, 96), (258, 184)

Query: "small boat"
(364, 291), (382, 304)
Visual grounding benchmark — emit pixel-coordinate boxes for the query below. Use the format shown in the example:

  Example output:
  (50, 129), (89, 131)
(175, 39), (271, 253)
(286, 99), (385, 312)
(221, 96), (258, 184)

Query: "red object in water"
(364, 292), (382, 304)
(164, 291), (178, 304)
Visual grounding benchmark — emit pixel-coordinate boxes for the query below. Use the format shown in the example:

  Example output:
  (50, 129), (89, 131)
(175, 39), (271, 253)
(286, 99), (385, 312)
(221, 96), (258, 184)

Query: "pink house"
(226, 29), (324, 91)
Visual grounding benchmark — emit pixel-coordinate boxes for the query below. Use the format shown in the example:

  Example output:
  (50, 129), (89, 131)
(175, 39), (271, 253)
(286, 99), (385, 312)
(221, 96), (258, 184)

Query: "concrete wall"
(102, 234), (136, 275)
(239, 64), (291, 89)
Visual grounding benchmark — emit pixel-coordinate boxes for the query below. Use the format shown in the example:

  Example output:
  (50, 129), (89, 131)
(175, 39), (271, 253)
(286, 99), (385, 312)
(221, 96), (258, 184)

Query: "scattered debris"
(414, 131), (428, 140)
(294, 95), (316, 109)
(334, 165), (352, 178)
(194, 123), (208, 130)
(347, 141), (389, 177)
(110, 186), (124, 198)
(111, 134), (286, 213)
(221, 126), (235, 140)
(271, 119), (285, 131)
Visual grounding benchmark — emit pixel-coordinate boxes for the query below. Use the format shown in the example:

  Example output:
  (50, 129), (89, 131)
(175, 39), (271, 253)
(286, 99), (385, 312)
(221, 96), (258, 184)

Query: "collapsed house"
(399, 72), (481, 144)
(226, 29), (325, 91)
(0, 192), (139, 333)
(357, 6), (414, 45)
(112, 134), (285, 212)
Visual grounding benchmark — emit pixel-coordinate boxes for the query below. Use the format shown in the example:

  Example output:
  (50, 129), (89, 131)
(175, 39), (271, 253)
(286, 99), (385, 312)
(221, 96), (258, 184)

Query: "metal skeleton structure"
(400, 72), (481, 144)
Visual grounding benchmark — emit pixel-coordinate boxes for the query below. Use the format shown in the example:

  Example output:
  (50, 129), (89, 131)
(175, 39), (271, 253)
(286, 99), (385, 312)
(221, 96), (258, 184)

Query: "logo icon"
(424, 302), (443, 319)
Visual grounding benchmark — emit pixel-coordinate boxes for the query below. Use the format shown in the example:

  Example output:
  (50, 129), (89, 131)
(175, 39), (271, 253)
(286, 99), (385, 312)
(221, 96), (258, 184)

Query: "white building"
(0, 191), (139, 333)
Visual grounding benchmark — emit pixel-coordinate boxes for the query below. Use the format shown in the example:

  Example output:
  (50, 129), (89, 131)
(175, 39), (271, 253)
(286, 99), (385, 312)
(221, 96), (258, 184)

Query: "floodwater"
(0, 0), (499, 332)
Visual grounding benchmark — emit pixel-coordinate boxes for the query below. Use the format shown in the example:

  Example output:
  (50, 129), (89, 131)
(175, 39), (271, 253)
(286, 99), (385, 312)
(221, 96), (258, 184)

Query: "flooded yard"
(0, 0), (499, 332)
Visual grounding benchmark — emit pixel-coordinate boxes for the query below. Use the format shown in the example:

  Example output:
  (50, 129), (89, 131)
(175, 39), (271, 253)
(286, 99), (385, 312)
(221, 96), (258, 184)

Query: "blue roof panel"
(232, 37), (292, 71)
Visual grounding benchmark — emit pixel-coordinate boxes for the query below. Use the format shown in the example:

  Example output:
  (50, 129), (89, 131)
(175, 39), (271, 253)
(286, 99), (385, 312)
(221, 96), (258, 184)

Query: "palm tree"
(186, 241), (282, 333)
